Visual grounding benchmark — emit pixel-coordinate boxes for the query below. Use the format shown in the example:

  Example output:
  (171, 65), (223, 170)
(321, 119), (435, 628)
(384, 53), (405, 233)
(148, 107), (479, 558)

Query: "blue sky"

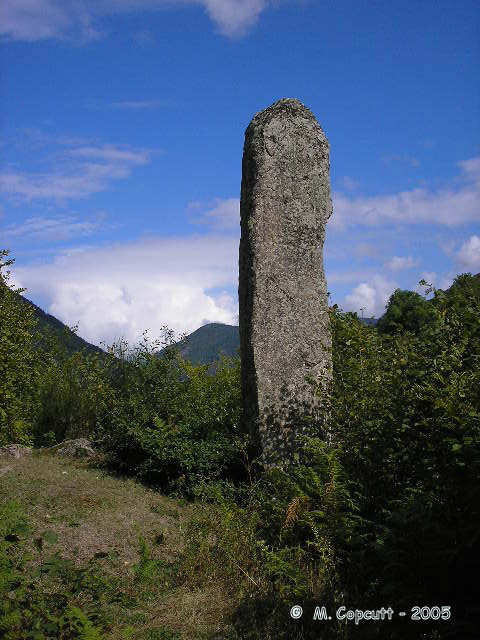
(1, 0), (479, 348)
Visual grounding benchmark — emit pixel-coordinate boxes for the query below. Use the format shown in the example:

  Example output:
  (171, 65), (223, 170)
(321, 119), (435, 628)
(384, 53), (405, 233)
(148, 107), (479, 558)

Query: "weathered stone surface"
(0, 444), (32, 458)
(0, 439), (97, 461)
(238, 98), (333, 468)
(46, 438), (96, 459)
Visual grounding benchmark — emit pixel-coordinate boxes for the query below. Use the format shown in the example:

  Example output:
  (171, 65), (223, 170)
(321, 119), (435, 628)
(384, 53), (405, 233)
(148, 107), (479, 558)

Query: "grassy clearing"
(0, 451), (240, 639)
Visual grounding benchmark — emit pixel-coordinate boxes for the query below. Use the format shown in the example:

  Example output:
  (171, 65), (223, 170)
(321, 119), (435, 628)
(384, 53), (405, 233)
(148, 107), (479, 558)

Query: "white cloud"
(191, 197), (240, 230)
(382, 153), (420, 168)
(195, 156), (480, 234)
(0, 143), (152, 202)
(384, 255), (419, 271)
(353, 242), (378, 258)
(183, 163), (474, 234)
(413, 271), (437, 296)
(69, 145), (150, 164)
(438, 275), (455, 290)
(9, 128), (91, 152)
(331, 156), (480, 230)
(456, 235), (480, 271)
(1, 214), (104, 241)
(437, 237), (457, 257)
(418, 271), (437, 286)
(12, 234), (238, 347)
(108, 100), (170, 110)
(458, 157), (480, 182)
(85, 98), (174, 111)
(340, 176), (359, 192)
(343, 274), (398, 318)
(202, 0), (267, 37)
(414, 271), (455, 295)
(0, 0), (271, 43)
(0, 0), (101, 42)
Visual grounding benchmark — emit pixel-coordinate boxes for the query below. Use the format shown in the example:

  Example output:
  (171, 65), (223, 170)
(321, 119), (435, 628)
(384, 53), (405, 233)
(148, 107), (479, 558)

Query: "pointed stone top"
(247, 97), (321, 134)
(265, 97), (309, 111)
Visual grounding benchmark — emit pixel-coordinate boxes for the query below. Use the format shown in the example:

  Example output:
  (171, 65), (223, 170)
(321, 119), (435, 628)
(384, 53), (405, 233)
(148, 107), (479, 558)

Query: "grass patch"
(0, 452), (241, 639)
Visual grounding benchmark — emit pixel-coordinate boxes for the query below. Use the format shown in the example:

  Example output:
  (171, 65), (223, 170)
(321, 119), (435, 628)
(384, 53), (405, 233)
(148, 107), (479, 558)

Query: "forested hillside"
(0, 269), (105, 360)
(16, 293), (106, 359)
(159, 317), (378, 366)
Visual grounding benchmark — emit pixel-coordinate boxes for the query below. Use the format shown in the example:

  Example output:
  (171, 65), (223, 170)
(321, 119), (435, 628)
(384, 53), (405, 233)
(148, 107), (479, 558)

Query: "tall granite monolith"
(239, 98), (333, 469)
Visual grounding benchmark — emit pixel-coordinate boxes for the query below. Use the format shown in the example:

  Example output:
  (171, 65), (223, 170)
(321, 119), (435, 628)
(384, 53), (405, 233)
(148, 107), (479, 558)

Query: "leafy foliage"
(97, 333), (247, 496)
(0, 250), (44, 446)
(376, 287), (441, 336)
(0, 501), (106, 639)
(182, 274), (479, 639)
(0, 249), (111, 448)
(34, 348), (113, 446)
(220, 274), (479, 639)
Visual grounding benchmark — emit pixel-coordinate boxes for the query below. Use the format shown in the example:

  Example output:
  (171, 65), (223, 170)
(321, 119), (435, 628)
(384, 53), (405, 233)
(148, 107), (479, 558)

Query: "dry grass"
(0, 451), (240, 639)
(0, 453), (186, 567)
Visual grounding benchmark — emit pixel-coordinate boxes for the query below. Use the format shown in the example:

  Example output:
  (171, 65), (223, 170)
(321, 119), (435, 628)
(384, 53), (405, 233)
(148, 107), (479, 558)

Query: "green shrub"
(99, 335), (247, 495)
(376, 287), (441, 336)
(238, 279), (479, 638)
(34, 348), (114, 445)
(183, 278), (479, 639)
(4, 248), (476, 638)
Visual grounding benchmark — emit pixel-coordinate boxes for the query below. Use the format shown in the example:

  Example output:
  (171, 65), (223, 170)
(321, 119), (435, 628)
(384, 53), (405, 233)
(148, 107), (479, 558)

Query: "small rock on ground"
(46, 438), (97, 458)
(0, 444), (32, 458)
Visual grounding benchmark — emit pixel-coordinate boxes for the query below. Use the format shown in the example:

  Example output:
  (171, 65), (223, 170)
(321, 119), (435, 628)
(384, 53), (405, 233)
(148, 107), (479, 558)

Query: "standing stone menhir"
(238, 98), (333, 469)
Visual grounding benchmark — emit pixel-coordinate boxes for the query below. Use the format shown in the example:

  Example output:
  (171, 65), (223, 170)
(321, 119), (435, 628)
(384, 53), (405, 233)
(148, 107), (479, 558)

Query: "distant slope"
(161, 315), (379, 366)
(9, 286), (106, 359)
(14, 271), (476, 368)
(166, 322), (240, 365)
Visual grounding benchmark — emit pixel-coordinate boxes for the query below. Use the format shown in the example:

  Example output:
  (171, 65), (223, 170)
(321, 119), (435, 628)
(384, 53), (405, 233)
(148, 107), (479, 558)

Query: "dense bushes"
(182, 274), (479, 639)
(219, 274), (479, 639)
(34, 349), (112, 446)
(325, 282), (478, 637)
(0, 249), (113, 448)
(1, 248), (247, 494)
(95, 333), (246, 496)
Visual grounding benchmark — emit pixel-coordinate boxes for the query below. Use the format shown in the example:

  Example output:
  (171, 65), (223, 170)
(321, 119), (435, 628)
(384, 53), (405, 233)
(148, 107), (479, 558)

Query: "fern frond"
(282, 495), (311, 530)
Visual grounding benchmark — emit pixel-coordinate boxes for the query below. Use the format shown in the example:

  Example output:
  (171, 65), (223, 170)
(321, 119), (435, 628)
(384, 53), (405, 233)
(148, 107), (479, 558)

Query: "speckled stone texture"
(239, 98), (333, 469)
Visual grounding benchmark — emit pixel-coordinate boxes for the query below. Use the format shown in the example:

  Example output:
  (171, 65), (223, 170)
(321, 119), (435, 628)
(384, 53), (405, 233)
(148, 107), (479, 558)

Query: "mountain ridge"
(163, 314), (378, 366)
(5, 271), (477, 366)
(3, 281), (106, 359)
